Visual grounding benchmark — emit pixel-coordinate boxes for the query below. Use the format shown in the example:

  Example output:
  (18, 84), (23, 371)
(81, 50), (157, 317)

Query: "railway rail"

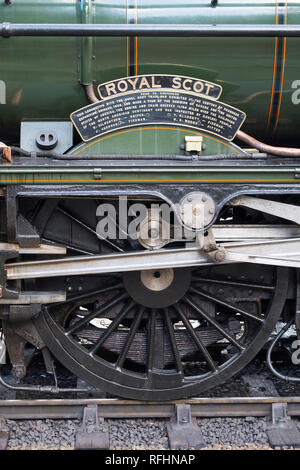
(1, 396), (300, 420)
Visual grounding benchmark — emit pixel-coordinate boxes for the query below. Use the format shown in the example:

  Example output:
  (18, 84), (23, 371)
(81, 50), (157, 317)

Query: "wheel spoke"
(174, 304), (218, 372)
(190, 286), (264, 323)
(52, 283), (123, 308)
(89, 299), (135, 356)
(163, 308), (183, 375)
(147, 309), (157, 372)
(192, 276), (274, 291)
(42, 237), (97, 255)
(116, 306), (145, 369)
(65, 292), (127, 335)
(184, 296), (245, 351)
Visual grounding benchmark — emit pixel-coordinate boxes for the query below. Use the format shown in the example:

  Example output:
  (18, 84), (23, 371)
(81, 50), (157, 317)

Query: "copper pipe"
(84, 83), (99, 103)
(0, 142), (12, 162)
(236, 130), (300, 157)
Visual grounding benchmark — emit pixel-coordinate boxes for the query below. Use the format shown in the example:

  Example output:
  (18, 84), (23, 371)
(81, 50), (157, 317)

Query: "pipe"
(84, 83), (99, 103)
(0, 372), (90, 393)
(0, 146), (294, 161)
(80, 0), (94, 87)
(267, 318), (300, 382)
(236, 130), (300, 157)
(2, 23), (300, 38)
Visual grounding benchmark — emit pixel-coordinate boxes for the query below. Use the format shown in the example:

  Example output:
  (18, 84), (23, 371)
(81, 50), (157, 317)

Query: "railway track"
(1, 355), (300, 450)
(1, 395), (300, 450)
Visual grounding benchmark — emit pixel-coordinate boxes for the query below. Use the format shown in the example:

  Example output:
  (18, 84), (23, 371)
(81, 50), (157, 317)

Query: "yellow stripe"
(273, 0), (288, 134)
(266, 0), (279, 130)
(135, 0), (138, 75)
(126, 0), (129, 77)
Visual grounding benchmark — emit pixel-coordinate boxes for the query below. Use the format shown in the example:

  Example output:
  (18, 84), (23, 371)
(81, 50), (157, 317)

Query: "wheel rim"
(34, 265), (288, 400)
(29, 199), (288, 400)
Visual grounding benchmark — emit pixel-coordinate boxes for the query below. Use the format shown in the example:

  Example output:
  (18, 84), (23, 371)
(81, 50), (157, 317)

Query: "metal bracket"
(75, 404), (109, 450)
(0, 249), (19, 299)
(267, 402), (300, 448)
(16, 215), (40, 248)
(202, 228), (226, 262)
(184, 136), (203, 154)
(166, 404), (205, 450)
(93, 168), (102, 180)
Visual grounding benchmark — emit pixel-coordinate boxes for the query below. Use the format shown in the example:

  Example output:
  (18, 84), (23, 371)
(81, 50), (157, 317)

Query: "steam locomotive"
(0, 0), (300, 400)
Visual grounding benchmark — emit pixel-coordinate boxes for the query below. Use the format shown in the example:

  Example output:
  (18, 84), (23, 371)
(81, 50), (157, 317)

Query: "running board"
(0, 243), (66, 255)
(0, 291), (66, 304)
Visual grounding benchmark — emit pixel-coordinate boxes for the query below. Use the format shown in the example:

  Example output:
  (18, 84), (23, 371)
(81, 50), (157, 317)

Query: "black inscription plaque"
(98, 75), (222, 101)
(71, 90), (246, 142)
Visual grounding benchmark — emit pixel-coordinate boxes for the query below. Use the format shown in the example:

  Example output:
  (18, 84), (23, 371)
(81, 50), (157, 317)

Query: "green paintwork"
(0, 163), (298, 185)
(0, 1), (300, 151)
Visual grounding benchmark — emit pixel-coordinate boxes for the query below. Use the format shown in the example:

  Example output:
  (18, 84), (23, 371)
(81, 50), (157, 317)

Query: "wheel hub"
(141, 268), (174, 291)
(123, 268), (192, 308)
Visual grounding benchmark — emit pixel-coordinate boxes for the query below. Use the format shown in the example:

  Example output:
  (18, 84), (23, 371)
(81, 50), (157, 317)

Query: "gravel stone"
(196, 416), (270, 448)
(107, 419), (169, 450)
(6, 419), (80, 450)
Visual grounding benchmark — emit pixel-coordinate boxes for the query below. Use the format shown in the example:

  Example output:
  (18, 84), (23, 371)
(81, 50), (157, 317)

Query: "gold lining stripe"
(135, 0), (138, 76)
(266, 0), (279, 130)
(273, 0), (288, 134)
(126, 0), (129, 77)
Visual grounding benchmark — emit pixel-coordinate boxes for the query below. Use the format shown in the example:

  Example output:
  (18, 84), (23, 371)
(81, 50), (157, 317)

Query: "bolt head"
(193, 206), (202, 216)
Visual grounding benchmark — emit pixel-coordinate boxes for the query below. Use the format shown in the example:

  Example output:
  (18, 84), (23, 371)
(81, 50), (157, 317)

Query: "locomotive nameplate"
(71, 90), (245, 142)
(98, 74), (222, 101)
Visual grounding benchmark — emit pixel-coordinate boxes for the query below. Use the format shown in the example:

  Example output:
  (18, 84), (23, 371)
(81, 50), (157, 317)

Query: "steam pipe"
(236, 130), (300, 157)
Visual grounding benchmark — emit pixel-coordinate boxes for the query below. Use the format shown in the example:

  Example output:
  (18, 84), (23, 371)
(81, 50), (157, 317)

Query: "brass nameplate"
(98, 74), (222, 101)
